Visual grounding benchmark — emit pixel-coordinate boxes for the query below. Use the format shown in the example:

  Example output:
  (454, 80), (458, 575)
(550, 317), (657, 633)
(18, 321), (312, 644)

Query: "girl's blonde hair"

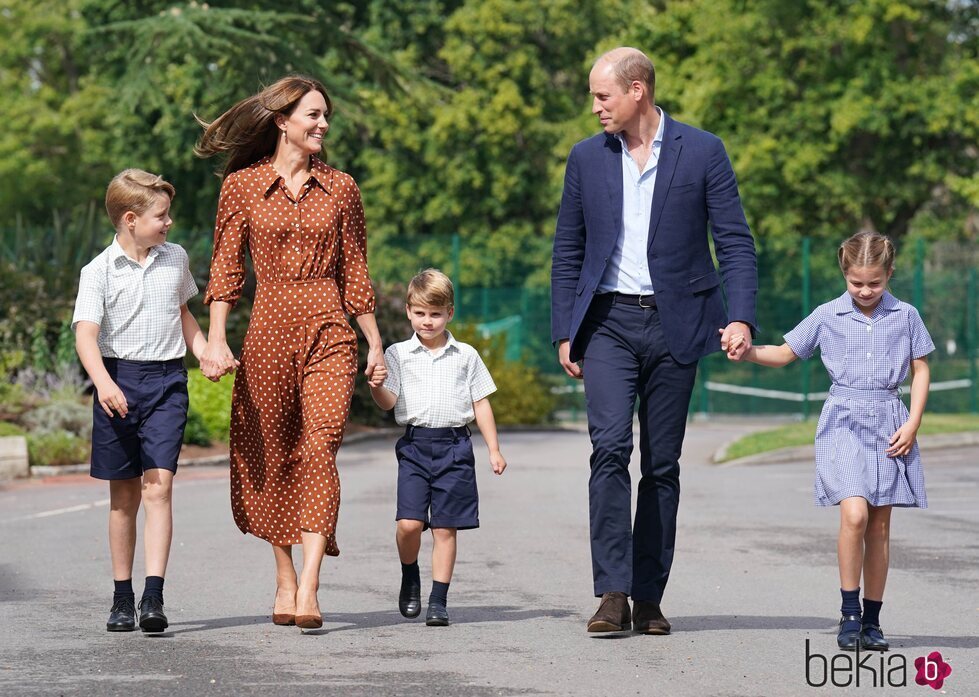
(105, 169), (174, 228)
(838, 231), (896, 274)
(406, 268), (454, 308)
(195, 75), (331, 177)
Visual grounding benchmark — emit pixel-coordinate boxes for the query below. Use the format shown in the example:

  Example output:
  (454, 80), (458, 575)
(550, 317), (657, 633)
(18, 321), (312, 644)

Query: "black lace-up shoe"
(138, 596), (168, 633)
(106, 597), (136, 632)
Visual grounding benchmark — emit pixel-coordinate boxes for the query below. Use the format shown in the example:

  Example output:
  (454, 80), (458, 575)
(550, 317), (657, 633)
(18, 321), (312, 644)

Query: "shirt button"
(866, 352), (872, 358)
(866, 325), (872, 332)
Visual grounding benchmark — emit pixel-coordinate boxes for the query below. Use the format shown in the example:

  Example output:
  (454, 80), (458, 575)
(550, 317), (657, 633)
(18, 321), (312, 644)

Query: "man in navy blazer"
(551, 47), (757, 634)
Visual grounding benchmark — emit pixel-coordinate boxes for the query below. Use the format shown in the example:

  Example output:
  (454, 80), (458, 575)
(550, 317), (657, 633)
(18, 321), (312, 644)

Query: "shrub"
(183, 408), (212, 446)
(21, 401), (92, 440)
(187, 370), (233, 442)
(27, 430), (89, 467)
(0, 421), (27, 437)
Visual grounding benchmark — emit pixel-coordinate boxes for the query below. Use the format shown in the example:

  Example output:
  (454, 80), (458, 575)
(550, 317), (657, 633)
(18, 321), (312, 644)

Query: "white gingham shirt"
(382, 331), (497, 427)
(71, 237), (198, 361)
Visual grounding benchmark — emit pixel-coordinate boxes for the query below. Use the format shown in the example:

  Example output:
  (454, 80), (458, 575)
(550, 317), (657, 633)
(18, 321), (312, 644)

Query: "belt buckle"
(638, 294), (652, 308)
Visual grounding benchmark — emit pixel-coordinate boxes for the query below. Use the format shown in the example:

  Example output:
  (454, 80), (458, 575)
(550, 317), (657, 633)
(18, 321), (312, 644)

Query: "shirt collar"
(257, 155), (335, 198)
(832, 290), (901, 316)
(615, 106), (665, 150)
(408, 330), (458, 355)
(109, 235), (161, 267)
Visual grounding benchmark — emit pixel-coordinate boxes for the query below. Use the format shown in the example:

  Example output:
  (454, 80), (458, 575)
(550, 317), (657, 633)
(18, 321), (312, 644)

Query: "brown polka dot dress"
(204, 156), (375, 554)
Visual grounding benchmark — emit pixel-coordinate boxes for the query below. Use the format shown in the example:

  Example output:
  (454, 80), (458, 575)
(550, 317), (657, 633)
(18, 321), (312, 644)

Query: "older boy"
(73, 169), (207, 633)
(370, 269), (506, 626)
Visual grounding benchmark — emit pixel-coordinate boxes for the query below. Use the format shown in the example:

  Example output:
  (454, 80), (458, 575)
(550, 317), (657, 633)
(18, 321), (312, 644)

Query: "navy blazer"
(551, 114), (758, 365)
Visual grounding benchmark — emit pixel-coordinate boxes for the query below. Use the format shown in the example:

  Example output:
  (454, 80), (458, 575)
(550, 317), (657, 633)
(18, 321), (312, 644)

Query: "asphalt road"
(1, 422), (976, 696)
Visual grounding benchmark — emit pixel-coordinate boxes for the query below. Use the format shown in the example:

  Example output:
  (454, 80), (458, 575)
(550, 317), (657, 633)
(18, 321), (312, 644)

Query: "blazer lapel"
(647, 114), (681, 251)
(603, 133), (623, 245)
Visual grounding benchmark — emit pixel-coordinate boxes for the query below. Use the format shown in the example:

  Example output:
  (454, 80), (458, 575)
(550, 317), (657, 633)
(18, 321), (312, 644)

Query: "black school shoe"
(399, 579), (421, 618)
(837, 614), (862, 651)
(861, 624), (889, 651)
(425, 602), (449, 627)
(138, 596), (168, 633)
(106, 597), (136, 632)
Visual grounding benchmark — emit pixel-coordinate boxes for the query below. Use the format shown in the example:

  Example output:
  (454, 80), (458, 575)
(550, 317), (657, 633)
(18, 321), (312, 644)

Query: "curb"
(714, 430), (979, 467)
(25, 424), (583, 479)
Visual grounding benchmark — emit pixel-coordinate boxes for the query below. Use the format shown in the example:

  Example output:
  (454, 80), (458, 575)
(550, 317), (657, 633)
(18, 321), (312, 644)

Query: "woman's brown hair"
(195, 75), (332, 176)
(837, 231), (896, 274)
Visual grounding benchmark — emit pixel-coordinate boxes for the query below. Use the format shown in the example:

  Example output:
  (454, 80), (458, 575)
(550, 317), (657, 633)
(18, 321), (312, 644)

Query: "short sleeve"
(71, 260), (106, 331)
(382, 345), (401, 397)
(783, 308), (822, 361)
(177, 246), (198, 305)
(908, 306), (936, 360)
(335, 175), (377, 316)
(204, 172), (249, 306)
(468, 350), (497, 402)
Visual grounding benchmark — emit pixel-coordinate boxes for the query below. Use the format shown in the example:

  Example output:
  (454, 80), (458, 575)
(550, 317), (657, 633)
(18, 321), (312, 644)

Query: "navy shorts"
(396, 425), (479, 530)
(90, 358), (188, 481)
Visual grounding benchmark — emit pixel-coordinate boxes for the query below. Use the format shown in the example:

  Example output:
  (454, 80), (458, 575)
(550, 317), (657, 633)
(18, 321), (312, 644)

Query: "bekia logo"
(805, 640), (953, 689)
(914, 651), (952, 690)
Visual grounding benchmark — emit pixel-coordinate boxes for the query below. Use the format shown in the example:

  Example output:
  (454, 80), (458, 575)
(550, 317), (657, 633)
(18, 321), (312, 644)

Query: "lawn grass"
(719, 413), (979, 462)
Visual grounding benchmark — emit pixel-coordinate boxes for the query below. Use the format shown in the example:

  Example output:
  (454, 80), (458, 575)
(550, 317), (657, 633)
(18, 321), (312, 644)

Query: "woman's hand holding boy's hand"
(887, 420), (920, 457)
(365, 346), (386, 387)
(200, 340), (239, 382)
(95, 378), (128, 418)
(489, 450), (507, 475)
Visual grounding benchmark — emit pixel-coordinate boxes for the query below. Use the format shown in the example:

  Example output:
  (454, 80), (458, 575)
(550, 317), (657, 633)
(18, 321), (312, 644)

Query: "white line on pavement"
(1, 498), (110, 524)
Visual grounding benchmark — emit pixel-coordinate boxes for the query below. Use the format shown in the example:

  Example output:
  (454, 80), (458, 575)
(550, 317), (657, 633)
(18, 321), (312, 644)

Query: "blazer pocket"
(689, 270), (720, 293)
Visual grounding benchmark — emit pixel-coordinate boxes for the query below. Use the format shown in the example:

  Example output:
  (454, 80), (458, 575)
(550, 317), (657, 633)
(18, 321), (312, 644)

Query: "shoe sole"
(635, 627), (670, 635)
(587, 621), (632, 632)
(425, 618), (449, 627)
(139, 615), (168, 633)
(106, 624), (136, 632)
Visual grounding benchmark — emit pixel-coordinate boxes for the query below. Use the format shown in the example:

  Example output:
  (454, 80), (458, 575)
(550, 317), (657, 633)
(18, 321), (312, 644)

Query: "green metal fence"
(435, 237), (978, 416)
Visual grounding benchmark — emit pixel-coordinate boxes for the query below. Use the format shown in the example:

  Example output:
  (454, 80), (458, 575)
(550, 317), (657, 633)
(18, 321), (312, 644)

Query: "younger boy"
(370, 268), (507, 626)
(73, 169), (206, 633)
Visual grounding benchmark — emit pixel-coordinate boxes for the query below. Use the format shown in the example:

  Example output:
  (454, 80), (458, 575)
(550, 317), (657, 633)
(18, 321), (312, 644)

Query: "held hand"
(719, 322), (752, 361)
(886, 421), (919, 457)
(95, 378), (128, 418)
(200, 340), (238, 381)
(489, 450), (507, 475)
(365, 346), (385, 387)
(557, 340), (582, 379)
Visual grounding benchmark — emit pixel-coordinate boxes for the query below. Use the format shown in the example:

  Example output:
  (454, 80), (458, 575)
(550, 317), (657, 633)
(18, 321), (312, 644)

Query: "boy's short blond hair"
(406, 268), (454, 308)
(105, 168), (175, 228)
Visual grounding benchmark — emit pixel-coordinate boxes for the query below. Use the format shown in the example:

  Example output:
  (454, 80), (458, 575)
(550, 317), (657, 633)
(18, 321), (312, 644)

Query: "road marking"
(1, 498), (110, 524)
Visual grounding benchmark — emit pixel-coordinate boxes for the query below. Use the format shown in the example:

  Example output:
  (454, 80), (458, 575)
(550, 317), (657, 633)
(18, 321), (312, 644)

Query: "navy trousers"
(580, 295), (698, 602)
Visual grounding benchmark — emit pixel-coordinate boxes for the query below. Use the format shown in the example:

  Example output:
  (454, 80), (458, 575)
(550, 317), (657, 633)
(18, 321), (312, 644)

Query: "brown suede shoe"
(587, 592), (632, 632)
(633, 600), (671, 635)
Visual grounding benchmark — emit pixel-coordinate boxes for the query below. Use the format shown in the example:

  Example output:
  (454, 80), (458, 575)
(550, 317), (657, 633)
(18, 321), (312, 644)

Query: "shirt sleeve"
(203, 171), (248, 306)
(71, 261), (105, 331)
(908, 306), (936, 360)
(783, 307), (822, 361)
(335, 175), (377, 316)
(468, 350), (497, 402)
(177, 246), (199, 305)
(382, 345), (401, 397)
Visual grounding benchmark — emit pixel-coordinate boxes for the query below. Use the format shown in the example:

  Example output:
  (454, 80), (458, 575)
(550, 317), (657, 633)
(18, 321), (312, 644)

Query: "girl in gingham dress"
(732, 232), (934, 654)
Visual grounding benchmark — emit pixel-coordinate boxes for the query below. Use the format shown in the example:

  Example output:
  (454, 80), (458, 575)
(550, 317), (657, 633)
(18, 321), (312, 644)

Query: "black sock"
(113, 579), (134, 603)
(840, 588), (861, 629)
(143, 576), (165, 603)
(863, 598), (883, 626)
(401, 561), (420, 587)
(429, 581), (449, 608)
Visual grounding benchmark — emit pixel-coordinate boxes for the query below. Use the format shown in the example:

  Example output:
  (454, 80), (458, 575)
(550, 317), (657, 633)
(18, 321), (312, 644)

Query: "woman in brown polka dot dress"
(196, 76), (386, 629)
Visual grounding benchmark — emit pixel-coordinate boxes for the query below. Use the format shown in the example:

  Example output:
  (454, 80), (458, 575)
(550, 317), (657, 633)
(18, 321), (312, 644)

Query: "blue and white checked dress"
(784, 291), (935, 508)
